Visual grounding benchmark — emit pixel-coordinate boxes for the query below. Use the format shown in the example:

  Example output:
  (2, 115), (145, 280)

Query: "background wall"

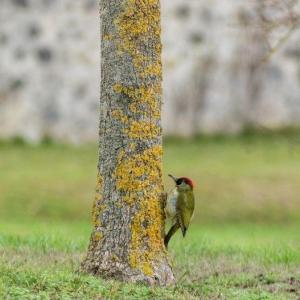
(1, 0), (300, 143)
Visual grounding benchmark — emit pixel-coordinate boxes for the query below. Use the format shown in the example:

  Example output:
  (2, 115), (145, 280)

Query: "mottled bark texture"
(81, 0), (175, 286)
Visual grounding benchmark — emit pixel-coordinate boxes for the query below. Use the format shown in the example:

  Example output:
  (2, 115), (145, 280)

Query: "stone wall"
(0, 0), (300, 142)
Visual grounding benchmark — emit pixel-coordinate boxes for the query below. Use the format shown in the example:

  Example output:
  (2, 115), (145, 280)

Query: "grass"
(1, 220), (300, 299)
(1, 132), (300, 299)
(1, 131), (300, 223)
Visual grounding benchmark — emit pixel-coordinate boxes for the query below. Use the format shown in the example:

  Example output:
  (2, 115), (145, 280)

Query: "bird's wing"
(186, 191), (195, 220)
(176, 193), (187, 237)
(176, 192), (195, 237)
(164, 222), (180, 248)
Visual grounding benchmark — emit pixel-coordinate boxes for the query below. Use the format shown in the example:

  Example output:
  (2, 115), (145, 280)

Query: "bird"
(164, 174), (195, 248)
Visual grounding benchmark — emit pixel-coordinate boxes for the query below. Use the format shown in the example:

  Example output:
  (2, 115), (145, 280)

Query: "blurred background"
(0, 0), (300, 224)
(1, 2), (300, 298)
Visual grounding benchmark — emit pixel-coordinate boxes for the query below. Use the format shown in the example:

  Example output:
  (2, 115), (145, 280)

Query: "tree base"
(81, 252), (175, 286)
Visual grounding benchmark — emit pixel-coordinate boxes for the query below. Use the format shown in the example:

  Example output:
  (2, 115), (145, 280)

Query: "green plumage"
(176, 190), (195, 236)
(164, 175), (195, 247)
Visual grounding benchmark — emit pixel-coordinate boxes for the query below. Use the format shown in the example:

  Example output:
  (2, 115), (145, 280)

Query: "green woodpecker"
(164, 174), (195, 247)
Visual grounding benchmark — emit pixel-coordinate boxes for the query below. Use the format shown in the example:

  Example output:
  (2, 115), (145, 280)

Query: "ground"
(1, 220), (300, 299)
(0, 131), (300, 299)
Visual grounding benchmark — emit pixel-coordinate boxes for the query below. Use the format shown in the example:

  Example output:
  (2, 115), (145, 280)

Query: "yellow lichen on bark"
(141, 62), (162, 79)
(129, 194), (164, 276)
(111, 0), (166, 277)
(114, 146), (162, 204)
(114, 145), (164, 275)
(112, 0), (162, 144)
(113, 84), (161, 114)
(111, 109), (129, 124)
(92, 174), (104, 224)
(94, 231), (103, 242)
(115, 0), (161, 73)
(128, 121), (161, 139)
(91, 174), (105, 243)
(112, 84), (161, 134)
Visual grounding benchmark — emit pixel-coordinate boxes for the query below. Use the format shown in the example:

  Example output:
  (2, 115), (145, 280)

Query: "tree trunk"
(81, 0), (175, 286)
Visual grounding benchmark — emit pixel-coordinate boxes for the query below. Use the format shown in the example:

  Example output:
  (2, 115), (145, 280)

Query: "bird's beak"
(168, 174), (178, 182)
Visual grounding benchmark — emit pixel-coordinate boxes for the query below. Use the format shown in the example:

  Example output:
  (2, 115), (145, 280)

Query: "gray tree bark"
(81, 0), (175, 286)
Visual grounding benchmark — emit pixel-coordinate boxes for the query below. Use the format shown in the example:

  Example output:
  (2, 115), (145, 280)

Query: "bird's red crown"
(178, 177), (194, 189)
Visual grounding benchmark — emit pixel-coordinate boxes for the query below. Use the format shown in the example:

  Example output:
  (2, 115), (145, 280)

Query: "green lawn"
(1, 132), (300, 299)
(1, 220), (300, 299)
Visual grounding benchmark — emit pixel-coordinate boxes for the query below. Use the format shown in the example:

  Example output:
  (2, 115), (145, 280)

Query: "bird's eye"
(176, 179), (183, 185)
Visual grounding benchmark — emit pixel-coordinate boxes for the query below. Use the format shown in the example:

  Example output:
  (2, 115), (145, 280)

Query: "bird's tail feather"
(164, 223), (180, 248)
